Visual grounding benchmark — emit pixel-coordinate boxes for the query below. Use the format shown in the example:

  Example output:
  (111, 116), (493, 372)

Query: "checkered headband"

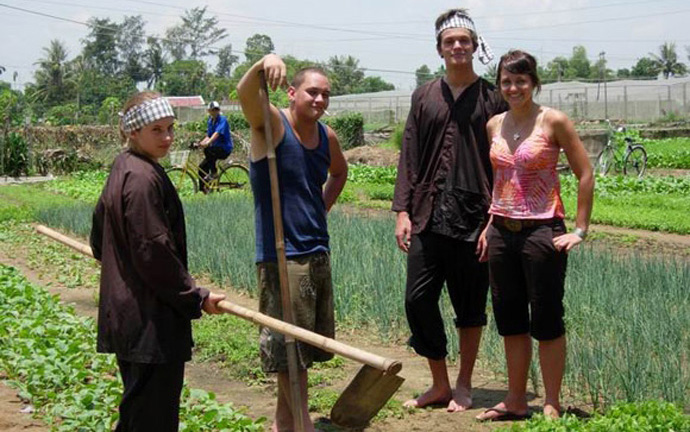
(120, 98), (175, 133)
(435, 12), (495, 65)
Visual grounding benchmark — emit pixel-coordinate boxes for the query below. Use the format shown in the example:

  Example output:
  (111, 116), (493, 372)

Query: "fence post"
(684, 83), (688, 114)
(623, 86), (628, 122)
(549, 89), (553, 106)
(668, 85), (672, 114)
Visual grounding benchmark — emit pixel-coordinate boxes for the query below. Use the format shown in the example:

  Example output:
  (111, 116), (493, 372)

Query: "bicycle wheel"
(595, 146), (615, 175)
(217, 163), (250, 190)
(166, 167), (198, 194)
(623, 146), (647, 178)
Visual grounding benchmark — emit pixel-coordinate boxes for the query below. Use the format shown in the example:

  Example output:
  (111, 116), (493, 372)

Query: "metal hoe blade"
(330, 364), (404, 428)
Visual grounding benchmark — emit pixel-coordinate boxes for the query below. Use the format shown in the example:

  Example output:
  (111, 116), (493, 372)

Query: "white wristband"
(573, 227), (588, 240)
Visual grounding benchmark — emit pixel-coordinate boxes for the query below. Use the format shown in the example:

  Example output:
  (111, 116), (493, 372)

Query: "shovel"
(36, 224), (404, 427)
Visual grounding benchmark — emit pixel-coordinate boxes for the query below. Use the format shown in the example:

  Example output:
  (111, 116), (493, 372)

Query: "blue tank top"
(250, 110), (331, 263)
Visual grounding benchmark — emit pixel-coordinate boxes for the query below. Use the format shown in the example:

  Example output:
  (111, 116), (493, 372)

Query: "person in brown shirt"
(90, 91), (226, 432)
(392, 9), (506, 412)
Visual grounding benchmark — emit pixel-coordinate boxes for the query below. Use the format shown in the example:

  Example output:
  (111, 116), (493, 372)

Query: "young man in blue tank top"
(237, 54), (348, 432)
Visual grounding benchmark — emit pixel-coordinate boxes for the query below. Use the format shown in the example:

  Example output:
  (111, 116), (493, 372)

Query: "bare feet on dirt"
(475, 402), (530, 422)
(403, 386), (452, 409)
(446, 384), (472, 412)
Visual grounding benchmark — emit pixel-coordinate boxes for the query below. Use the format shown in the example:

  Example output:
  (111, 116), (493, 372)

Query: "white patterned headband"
(435, 12), (495, 65)
(120, 97), (175, 133)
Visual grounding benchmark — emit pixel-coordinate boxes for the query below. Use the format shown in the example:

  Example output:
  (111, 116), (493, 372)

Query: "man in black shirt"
(392, 8), (506, 412)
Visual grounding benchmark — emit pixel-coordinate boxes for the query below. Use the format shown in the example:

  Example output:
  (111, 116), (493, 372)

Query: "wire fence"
(328, 78), (690, 124)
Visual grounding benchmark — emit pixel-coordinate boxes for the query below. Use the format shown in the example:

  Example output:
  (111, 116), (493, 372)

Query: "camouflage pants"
(257, 252), (334, 372)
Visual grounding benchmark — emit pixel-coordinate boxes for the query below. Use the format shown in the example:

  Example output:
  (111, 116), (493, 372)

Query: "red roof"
(165, 96), (205, 107)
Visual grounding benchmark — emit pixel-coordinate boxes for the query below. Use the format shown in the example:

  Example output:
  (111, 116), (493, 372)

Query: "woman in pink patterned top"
(475, 50), (594, 421)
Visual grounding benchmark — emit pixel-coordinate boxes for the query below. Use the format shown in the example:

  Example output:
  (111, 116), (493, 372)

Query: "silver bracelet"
(573, 227), (588, 240)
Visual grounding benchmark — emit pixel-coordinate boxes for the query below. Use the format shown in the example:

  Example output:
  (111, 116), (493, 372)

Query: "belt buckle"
(504, 218), (522, 232)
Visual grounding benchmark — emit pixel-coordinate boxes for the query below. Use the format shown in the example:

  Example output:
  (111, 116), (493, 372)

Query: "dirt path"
(0, 381), (48, 432)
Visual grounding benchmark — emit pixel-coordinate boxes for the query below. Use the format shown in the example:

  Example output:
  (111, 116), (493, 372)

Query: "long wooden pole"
(35, 224), (401, 375)
(258, 71), (305, 432)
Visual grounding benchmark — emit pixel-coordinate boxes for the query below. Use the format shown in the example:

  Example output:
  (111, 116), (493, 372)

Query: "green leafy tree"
(144, 37), (166, 88)
(631, 57), (660, 79)
(569, 46), (591, 79)
(32, 39), (75, 107)
(244, 34), (275, 64)
(215, 44), (239, 78)
(544, 56), (570, 81)
(164, 7), (227, 61)
(650, 42), (688, 79)
(355, 76), (394, 93)
(415, 65), (433, 87)
(118, 15), (148, 83)
(327, 55), (364, 95)
(159, 60), (208, 96)
(616, 68), (631, 78)
(82, 18), (120, 75)
(0, 66), (5, 76)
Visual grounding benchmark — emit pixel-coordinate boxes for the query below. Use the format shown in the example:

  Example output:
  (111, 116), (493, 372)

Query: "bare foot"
(403, 386), (452, 409)
(446, 384), (472, 412)
(543, 403), (561, 419)
(475, 402), (530, 421)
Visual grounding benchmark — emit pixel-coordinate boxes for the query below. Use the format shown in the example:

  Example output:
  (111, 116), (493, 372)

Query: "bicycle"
(166, 143), (249, 194)
(595, 120), (647, 178)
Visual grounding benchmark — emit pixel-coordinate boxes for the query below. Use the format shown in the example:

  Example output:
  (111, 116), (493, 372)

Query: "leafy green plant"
(0, 264), (264, 431)
(498, 401), (690, 431)
(1, 132), (29, 177)
(323, 112), (364, 149)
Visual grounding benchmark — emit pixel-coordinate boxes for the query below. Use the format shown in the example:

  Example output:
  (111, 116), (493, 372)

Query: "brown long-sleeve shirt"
(90, 150), (208, 363)
(392, 78), (507, 241)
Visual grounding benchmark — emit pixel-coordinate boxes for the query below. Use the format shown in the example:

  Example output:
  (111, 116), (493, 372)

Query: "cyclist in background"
(198, 101), (233, 192)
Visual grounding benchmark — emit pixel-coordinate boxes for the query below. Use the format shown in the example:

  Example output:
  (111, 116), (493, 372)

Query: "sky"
(1, 0), (690, 91)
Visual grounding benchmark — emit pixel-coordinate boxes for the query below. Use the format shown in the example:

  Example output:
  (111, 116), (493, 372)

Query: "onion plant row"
(36, 193), (690, 411)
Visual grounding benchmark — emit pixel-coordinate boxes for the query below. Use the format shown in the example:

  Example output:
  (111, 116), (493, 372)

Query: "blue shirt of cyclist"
(206, 114), (234, 154)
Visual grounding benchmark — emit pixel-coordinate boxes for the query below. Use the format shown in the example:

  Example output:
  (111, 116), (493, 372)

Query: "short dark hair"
(496, 50), (542, 94)
(291, 67), (329, 89)
(434, 9), (478, 51)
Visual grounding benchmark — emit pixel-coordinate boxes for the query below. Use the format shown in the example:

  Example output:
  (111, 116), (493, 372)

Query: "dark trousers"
(487, 221), (568, 340)
(115, 359), (185, 432)
(405, 232), (489, 360)
(199, 146), (230, 191)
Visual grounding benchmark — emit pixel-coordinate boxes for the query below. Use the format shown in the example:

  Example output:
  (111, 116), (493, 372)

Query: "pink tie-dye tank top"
(489, 110), (565, 220)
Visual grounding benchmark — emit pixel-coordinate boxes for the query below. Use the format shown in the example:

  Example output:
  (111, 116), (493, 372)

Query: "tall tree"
(569, 46), (591, 79)
(544, 56), (570, 81)
(631, 57), (660, 79)
(32, 39), (74, 105)
(118, 15), (147, 83)
(215, 44), (238, 78)
(415, 65), (432, 87)
(650, 42), (688, 79)
(482, 63), (498, 83)
(144, 37), (166, 89)
(163, 7), (227, 61)
(327, 55), (364, 95)
(159, 60), (208, 96)
(82, 18), (120, 75)
(355, 76), (394, 93)
(244, 34), (275, 64)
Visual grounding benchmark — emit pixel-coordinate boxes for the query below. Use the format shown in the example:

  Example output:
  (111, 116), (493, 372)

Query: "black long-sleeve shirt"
(90, 150), (208, 363)
(392, 78), (507, 241)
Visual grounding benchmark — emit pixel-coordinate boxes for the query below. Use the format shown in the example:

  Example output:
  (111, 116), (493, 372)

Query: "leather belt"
(492, 215), (560, 232)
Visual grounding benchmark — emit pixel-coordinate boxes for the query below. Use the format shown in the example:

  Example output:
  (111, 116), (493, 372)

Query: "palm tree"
(649, 42), (688, 79)
(33, 40), (74, 104)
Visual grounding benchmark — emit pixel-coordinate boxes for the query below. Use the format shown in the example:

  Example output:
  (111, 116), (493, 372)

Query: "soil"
(343, 146), (399, 167)
(0, 221), (688, 431)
